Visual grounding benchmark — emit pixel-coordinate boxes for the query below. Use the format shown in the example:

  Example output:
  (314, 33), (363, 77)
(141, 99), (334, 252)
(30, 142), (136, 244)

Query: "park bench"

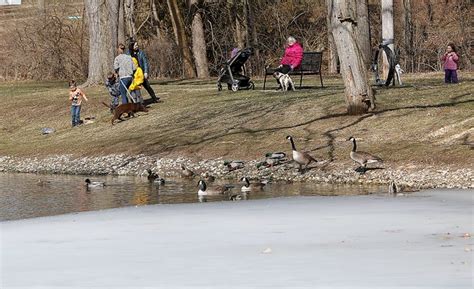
(263, 51), (324, 90)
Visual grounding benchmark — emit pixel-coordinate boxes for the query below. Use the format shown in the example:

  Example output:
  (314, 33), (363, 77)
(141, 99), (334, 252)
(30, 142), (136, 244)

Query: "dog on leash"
(273, 72), (295, 91)
(102, 102), (148, 125)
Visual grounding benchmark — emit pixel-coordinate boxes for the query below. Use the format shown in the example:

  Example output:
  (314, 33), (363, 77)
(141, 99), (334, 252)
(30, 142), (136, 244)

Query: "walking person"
(114, 43), (134, 104)
(441, 43), (460, 84)
(68, 80), (88, 127)
(128, 40), (160, 103)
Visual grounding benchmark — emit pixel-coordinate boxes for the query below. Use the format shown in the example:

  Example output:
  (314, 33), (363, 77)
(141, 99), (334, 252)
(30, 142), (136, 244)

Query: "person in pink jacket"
(441, 43), (459, 83)
(274, 36), (304, 89)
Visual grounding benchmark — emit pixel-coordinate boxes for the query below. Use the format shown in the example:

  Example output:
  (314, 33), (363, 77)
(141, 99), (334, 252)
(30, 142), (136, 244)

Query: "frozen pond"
(1, 189), (472, 288)
(0, 172), (385, 221)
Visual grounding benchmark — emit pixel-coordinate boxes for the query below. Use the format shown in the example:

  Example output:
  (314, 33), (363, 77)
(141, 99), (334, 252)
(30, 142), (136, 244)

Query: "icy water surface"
(0, 172), (385, 221)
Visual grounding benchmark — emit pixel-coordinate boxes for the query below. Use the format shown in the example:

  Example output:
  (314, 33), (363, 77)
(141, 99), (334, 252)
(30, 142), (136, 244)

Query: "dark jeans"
(143, 78), (159, 102)
(71, 105), (81, 127)
(444, 69), (458, 83)
(119, 77), (133, 104)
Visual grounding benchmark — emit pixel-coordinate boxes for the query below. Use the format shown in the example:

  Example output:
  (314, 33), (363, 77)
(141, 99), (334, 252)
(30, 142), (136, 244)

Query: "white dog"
(273, 72), (295, 91)
(394, 64), (404, 86)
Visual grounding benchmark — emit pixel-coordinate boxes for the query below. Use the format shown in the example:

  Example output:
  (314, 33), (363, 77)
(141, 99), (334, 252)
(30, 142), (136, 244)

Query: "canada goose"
(180, 164), (195, 178)
(286, 135), (317, 172)
(240, 177), (265, 192)
(153, 175), (165, 185)
(388, 180), (398, 195)
(147, 169), (159, 182)
(347, 136), (383, 172)
(265, 152), (286, 159)
(84, 178), (106, 188)
(224, 160), (245, 171)
(197, 180), (232, 202)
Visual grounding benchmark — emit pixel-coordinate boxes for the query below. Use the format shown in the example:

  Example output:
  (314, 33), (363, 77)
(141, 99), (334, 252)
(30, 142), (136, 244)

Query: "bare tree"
(354, 0), (371, 69)
(381, 0), (394, 78)
(327, 0), (375, 114)
(189, 0), (209, 78)
(326, 9), (338, 73)
(84, 0), (120, 85)
(167, 0), (196, 78)
(124, 0), (136, 38)
(402, 0), (414, 72)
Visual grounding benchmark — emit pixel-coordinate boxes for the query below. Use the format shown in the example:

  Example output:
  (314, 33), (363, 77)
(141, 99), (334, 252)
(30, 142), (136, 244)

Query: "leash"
(119, 78), (136, 103)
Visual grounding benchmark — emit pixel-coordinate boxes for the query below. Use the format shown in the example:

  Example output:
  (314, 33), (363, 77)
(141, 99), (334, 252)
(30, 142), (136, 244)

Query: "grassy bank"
(0, 73), (472, 170)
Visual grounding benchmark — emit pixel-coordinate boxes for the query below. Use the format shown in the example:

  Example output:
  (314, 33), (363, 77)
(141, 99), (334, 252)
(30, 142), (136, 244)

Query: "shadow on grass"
(144, 98), (474, 156)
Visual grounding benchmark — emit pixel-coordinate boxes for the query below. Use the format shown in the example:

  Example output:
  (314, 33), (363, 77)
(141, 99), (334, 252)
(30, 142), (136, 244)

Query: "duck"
(147, 169), (159, 182)
(347, 136), (383, 173)
(224, 160), (245, 171)
(36, 179), (51, 186)
(180, 164), (195, 178)
(84, 178), (106, 188)
(240, 177), (265, 192)
(229, 192), (248, 201)
(203, 172), (216, 182)
(286, 135), (317, 172)
(265, 152), (286, 160)
(197, 180), (233, 202)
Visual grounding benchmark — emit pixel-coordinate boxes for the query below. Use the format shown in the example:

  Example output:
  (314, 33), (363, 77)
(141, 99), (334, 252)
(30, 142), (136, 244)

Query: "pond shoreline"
(0, 154), (472, 190)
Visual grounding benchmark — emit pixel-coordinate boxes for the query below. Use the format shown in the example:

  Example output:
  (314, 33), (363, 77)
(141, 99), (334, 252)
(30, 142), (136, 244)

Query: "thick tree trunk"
(167, 0), (196, 78)
(354, 0), (371, 69)
(84, 0), (119, 85)
(457, 0), (472, 70)
(189, 0), (209, 78)
(327, 0), (375, 114)
(402, 0), (414, 72)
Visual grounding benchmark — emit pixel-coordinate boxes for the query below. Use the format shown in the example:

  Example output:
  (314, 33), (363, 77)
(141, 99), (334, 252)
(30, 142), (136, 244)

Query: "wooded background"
(0, 0), (471, 81)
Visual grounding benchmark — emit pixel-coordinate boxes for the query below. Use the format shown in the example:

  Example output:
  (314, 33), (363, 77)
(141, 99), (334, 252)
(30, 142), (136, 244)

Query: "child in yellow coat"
(129, 57), (144, 103)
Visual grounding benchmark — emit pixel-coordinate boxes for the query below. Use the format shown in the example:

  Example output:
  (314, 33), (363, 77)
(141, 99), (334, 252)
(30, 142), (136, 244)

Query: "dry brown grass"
(0, 72), (473, 169)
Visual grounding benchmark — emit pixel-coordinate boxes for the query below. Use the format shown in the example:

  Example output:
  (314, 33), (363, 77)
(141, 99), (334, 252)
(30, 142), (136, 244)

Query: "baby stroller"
(217, 47), (255, 92)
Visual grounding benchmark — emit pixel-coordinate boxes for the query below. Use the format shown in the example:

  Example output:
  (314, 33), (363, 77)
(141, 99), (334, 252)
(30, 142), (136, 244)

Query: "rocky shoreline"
(1, 154), (472, 190)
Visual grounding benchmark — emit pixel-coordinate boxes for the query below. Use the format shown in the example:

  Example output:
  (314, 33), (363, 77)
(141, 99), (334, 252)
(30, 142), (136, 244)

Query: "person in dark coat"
(128, 40), (160, 104)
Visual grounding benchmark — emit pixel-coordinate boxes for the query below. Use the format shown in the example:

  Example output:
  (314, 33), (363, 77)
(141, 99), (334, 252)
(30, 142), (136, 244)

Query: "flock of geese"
(84, 135), (385, 200)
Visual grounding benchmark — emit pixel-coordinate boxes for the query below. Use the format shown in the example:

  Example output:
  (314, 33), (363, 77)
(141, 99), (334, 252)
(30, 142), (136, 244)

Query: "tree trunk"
(402, 0), (414, 72)
(457, 0), (472, 70)
(118, 0), (125, 43)
(354, 0), (371, 69)
(189, 0), (209, 78)
(232, 0), (245, 49)
(167, 0), (196, 78)
(327, 0), (375, 114)
(381, 0), (394, 78)
(84, 0), (119, 85)
(326, 7), (338, 73)
(124, 0), (136, 39)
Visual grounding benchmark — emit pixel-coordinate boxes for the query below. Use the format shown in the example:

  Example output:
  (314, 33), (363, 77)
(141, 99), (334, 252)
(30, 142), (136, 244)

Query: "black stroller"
(217, 47), (255, 92)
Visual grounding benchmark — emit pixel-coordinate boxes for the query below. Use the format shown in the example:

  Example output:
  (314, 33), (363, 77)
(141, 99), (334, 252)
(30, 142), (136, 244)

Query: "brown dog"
(102, 102), (148, 125)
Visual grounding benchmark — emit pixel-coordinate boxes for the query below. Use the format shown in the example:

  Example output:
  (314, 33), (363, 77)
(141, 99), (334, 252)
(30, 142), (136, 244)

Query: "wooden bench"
(263, 51), (324, 90)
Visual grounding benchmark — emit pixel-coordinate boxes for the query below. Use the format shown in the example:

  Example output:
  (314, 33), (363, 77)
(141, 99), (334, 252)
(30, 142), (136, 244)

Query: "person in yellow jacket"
(129, 57), (144, 103)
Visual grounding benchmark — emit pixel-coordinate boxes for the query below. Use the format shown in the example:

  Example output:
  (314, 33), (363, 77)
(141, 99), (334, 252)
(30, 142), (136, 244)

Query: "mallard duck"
(36, 179), (51, 186)
(180, 164), (195, 178)
(85, 178), (106, 188)
(347, 136), (383, 173)
(240, 177), (265, 192)
(224, 160), (244, 171)
(286, 135), (317, 172)
(203, 172), (216, 182)
(265, 152), (286, 159)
